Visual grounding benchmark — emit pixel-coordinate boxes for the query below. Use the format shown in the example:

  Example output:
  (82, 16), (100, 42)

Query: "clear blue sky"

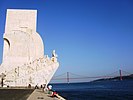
(0, 0), (133, 77)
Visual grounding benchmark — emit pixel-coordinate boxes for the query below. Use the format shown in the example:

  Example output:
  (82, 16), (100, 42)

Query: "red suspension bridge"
(51, 70), (133, 83)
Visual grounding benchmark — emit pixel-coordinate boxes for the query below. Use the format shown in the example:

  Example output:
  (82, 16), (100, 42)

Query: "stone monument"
(0, 9), (59, 87)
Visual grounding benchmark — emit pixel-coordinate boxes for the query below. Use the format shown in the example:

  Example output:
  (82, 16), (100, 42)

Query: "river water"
(51, 80), (133, 100)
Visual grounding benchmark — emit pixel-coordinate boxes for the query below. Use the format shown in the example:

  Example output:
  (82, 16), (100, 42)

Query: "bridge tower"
(119, 69), (123, 81)
(67, 72), (69, 83)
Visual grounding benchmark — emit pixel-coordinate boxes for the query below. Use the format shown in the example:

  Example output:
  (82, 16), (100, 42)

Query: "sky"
(0, 0), (133, 80)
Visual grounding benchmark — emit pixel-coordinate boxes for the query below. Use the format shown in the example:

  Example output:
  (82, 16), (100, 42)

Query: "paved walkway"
(27, 89), (59, 100)
(0, 88), (33, 100)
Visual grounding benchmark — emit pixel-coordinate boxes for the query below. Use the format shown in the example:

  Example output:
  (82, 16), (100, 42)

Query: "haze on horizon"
(0, 0), (133, 81)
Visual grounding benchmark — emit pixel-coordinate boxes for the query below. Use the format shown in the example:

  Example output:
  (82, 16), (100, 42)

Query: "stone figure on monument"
(51, 50), (58, 62)
(52, 50), (57, 58)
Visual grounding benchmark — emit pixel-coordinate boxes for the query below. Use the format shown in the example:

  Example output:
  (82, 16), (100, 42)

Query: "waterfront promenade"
(27, 89), (58, 100)
(0, 88), (33, 100)
(0, 88), (65, 100)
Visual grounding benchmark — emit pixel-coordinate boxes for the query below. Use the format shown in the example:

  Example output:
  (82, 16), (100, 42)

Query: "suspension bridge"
(51, 70), (133, 83)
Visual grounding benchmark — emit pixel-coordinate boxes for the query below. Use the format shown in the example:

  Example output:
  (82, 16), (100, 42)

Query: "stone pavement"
(27, 89), (59, 100)
(0, 88), (33, 100)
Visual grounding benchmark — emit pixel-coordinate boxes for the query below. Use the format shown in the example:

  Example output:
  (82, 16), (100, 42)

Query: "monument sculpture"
(0, 9), (59, 87)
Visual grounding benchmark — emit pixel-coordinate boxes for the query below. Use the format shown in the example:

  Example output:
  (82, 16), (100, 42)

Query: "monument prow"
(0, 9), (59, 87)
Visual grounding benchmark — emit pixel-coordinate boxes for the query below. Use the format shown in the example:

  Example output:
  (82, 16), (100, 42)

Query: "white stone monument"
(0, 9), (59, 87)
